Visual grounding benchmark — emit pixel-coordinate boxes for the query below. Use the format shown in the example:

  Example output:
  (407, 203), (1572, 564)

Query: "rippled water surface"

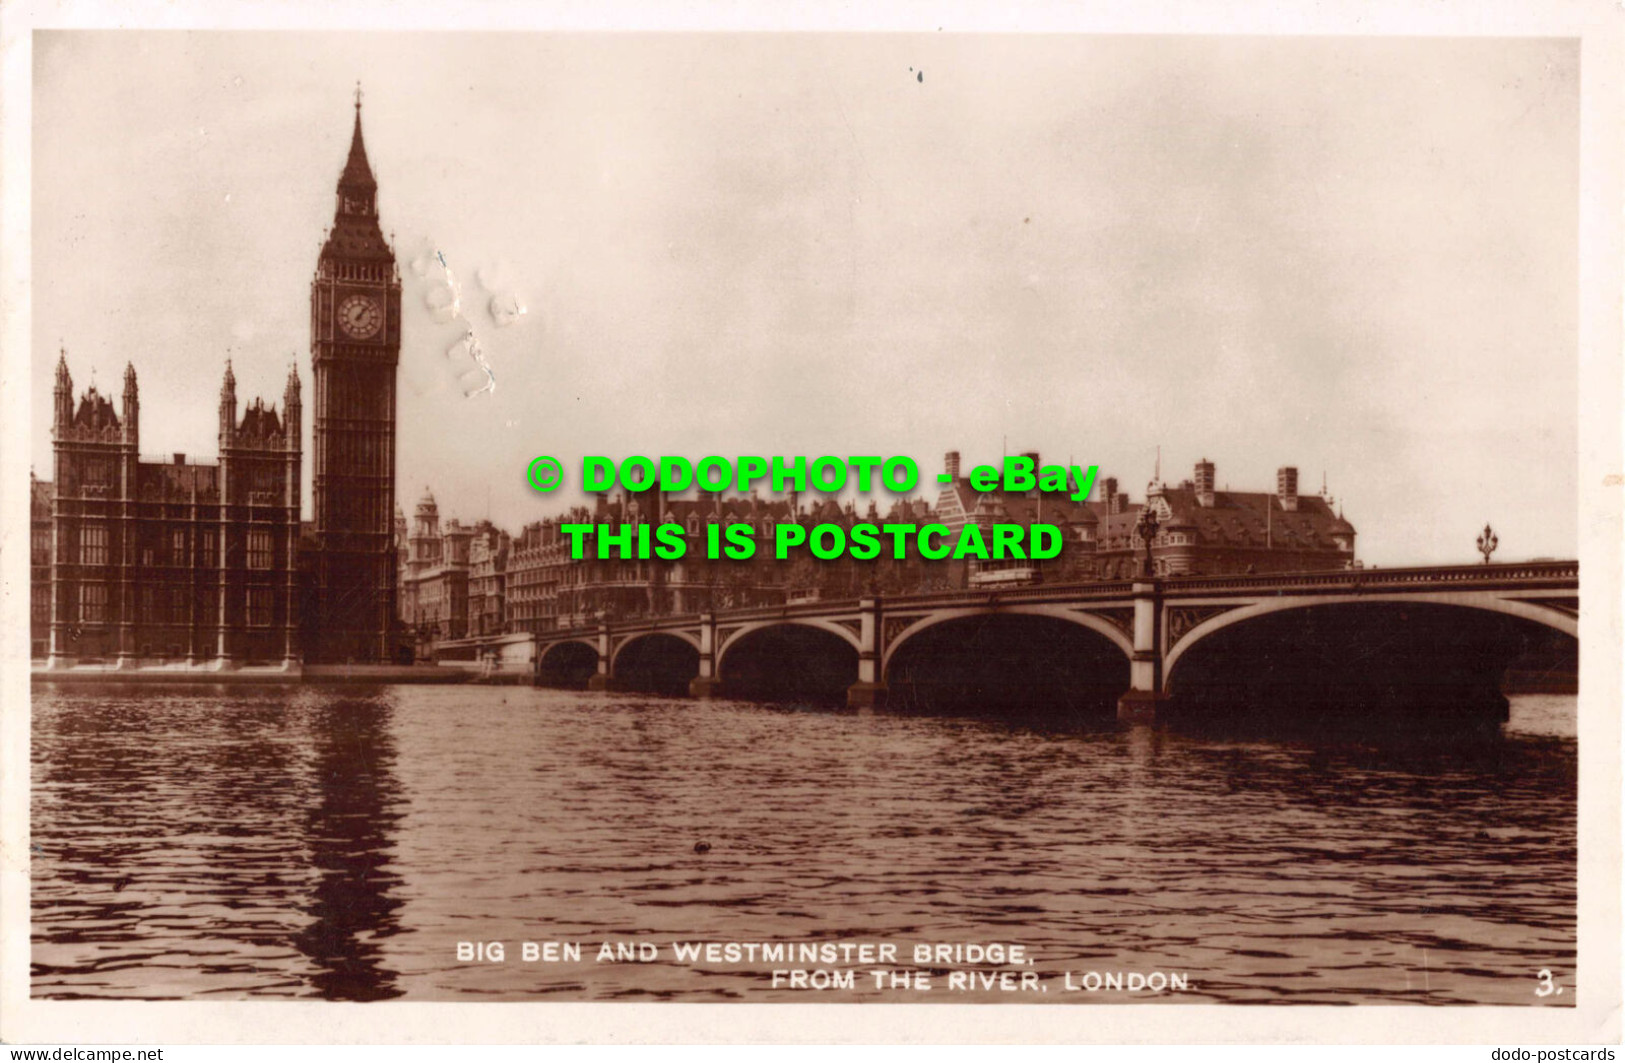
(32, 686), (1576, 1003)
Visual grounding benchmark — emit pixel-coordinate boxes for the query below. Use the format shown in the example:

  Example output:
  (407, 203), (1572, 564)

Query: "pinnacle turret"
(121, 361), (139, 442)
(282, 363), (303, 453)
(53, 348), (73, 430)
(219, 359), (237, 445)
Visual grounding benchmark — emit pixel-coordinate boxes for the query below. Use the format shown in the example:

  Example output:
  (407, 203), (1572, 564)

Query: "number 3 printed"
(1535, 969), (1562, 997)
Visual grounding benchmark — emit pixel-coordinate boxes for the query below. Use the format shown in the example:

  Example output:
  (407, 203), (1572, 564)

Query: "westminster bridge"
(531, 561), (1579, 724)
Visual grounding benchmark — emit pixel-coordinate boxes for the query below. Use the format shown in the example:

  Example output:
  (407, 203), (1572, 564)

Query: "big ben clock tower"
(310, 90), (401, 662)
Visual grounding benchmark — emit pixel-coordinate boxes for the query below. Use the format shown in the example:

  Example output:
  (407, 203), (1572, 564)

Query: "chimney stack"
(1021, 452), (1040, 497)
(1105, 477), (1121, 514)
(1195, 458), (1215, 508)
(1277, 466), (1299, 512)
(944, 450), (961, 481)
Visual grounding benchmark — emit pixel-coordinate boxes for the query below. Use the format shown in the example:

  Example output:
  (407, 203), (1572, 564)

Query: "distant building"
(467, 525), (511, 637)
(393, 488), (518, 656)
(496, 450), (1356, 632)
(1116, 462), (1355, 578)
(506, 515), (572, 636)
(44, 354), (302, 666)
(505, 494), (765, 635)
(933, 451), (1356, 584)
(399, 490), (471, 654)
(505, 492), (797, 636)
(502, 489), (943, 635)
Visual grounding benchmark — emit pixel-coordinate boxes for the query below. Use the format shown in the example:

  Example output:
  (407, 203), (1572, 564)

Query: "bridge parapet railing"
(1164, 561), (1578, 594)
(545, 583), (1139, 640)
(535, 562), (1577, 642)
(880, 580), (1133, 609)
(538, 598), (869, 641)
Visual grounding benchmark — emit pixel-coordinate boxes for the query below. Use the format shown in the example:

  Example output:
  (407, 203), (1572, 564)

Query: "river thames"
(31, 685), (1575, 1003)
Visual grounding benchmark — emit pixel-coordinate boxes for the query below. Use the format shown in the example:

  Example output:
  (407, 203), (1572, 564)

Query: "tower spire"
(340, 87), (377, 194)
(311, 87), (401, 663)
(324, 90), (388, 260)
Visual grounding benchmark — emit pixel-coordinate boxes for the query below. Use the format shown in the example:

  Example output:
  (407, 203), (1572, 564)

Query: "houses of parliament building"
(33, 97), (402, 667)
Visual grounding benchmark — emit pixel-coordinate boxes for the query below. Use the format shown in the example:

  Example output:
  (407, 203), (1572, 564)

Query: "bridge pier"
(846, 596), (888, 708)
(586, 622), (614, 691)
(688, 611), (724, 698)
(1117, 580), (1172, 724)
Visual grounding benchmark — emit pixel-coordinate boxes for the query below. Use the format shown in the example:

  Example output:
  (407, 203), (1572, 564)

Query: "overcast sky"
(31, 32), (1578, 565)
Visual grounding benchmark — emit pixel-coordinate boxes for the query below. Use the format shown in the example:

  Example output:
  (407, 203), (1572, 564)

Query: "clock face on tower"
(338, 294), (384, 340)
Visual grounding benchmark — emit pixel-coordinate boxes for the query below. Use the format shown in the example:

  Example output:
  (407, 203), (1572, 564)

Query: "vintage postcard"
(0, 0), (1619, 1048)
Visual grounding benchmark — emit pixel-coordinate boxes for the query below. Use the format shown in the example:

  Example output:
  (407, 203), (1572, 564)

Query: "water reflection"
(31, 686), (1575, 1003)
(291, 692), (406, 1001)
(32, 687), (322, 997)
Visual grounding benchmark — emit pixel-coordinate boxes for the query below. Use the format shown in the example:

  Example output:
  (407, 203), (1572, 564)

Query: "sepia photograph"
(1, 2), (1620, 1049)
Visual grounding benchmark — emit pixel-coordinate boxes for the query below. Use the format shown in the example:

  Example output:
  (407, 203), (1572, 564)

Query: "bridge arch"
(715, 619), (861, 674)
(611, 628), (701, 671)
(1162, 592), (1578, 684)
(881, 604), (1134, 674)
(1161, 595), (1576, 725)
(536, 638), (599, 688)
(538, 636), (597, 664)
(716, 620), (860, 703)
(882, 606), (1132, 717)
(609, 631), (701, 696)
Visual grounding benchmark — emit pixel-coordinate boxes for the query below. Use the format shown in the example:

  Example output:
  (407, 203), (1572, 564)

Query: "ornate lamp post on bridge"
(1136, 504), (1162, 579)
(1477, 523), (1498, 565)
(1118, 501), (1169, 724)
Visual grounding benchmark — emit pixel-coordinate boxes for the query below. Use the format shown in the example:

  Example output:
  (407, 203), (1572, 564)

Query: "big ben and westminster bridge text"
(455, 940), (1192, 995)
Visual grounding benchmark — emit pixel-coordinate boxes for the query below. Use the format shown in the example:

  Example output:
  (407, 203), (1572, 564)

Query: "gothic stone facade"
(38, 98), (404, 667)
(31, 473), (52, 658)
(45, 356), (301, 666)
